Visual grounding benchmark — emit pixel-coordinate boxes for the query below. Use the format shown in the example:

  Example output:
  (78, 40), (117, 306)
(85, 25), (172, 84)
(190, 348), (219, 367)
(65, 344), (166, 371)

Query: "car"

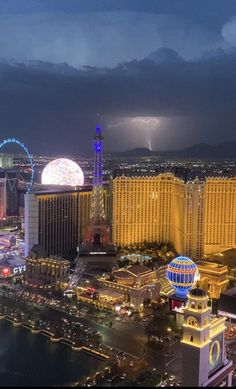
(121, 373), (127, 380)
(129, 361), (134, 367)
(104, 367), (110, 376)
(110, 375), (119, 383)
(87, 381), (96, 387)
(169, 375), (176, 382)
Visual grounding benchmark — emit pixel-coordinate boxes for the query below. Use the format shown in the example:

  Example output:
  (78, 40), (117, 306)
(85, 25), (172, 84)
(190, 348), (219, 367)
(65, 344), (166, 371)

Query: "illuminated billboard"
(209, 333), (223, 374)
(0, 264), (26, 278)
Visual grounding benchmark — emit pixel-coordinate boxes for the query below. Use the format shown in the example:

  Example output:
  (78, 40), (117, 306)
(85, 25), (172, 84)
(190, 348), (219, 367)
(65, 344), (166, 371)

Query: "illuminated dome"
(41, 158), (84, 186)
(188, 287), (206, 298)
(166, 256), (198, 297)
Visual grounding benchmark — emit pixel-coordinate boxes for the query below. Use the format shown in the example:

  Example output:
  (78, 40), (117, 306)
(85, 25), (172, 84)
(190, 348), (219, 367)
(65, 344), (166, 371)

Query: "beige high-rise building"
(184, 177), (205, 259)
(24, 175), (236, 261)
(112, 174), (236, 258)
(111, 173), (185, 254)
(204, 177), (236, 254)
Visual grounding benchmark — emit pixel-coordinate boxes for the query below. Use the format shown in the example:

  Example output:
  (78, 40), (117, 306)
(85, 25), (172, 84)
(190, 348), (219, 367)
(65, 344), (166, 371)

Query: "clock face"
(209, 334), (223, 373)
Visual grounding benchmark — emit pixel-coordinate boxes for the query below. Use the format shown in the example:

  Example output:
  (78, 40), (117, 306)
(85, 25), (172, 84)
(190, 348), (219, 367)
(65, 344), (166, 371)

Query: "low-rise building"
(98, 264), (160, 311)
(228, 267), (236, 282)
(196, 261), (228, 299)
(218, 287), (236, 322)
(25, 256), (70, 290)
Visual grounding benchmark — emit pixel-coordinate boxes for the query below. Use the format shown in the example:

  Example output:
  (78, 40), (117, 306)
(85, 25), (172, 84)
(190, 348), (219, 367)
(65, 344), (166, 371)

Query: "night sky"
(1, 0), (236, 154)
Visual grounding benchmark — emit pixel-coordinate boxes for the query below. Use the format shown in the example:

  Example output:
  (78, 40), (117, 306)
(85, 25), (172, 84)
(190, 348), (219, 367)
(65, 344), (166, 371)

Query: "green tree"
(145, 312), (177, 340)
(137, 370), (162, 387)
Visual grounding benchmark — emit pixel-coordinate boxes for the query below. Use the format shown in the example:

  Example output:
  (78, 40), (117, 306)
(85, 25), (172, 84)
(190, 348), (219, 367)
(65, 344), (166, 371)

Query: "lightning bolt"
(107, 117), (160, 151)
(132, 117), (159, 126)
(107, 117), (159, 128)
(107, 119), (134, 128)
(147, 138), (152, 151)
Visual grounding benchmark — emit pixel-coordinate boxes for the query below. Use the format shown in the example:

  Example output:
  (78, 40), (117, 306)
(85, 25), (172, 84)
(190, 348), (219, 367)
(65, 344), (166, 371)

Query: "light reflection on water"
(0, 320), (103, 387)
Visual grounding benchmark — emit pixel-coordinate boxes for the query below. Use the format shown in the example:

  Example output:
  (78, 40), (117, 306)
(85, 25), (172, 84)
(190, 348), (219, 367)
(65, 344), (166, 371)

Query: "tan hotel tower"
(112, 174), (236, 258)
(112, 173), (205, 258)
(204, 177), (236, 254)
(25, 175), (236, 259)
(111, 173), (185, 254)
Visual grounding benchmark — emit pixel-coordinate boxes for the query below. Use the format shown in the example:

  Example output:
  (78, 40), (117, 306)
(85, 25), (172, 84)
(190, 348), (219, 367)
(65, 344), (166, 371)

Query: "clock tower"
(182, 288), (233, 387)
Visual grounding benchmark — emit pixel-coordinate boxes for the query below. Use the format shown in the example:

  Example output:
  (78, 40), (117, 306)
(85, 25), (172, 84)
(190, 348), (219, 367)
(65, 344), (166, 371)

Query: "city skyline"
(0, 2), (236, 388)
(1, 0), (236, 153)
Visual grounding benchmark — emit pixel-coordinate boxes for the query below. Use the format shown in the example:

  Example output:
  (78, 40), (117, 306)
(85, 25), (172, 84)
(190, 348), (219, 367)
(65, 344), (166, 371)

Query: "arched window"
(198, 303), (203, 310)
(187, 316), (198, 327)
(190, 336), (193, 342)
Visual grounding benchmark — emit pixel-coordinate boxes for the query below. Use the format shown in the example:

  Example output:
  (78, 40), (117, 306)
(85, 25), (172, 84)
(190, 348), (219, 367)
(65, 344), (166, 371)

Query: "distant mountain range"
(110, 142), (236, 158)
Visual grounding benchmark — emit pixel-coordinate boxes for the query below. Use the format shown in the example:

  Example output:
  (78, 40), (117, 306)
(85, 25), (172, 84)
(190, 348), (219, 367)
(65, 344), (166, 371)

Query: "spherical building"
(41, 158), (84, 187)
(166, 256), (198, 297)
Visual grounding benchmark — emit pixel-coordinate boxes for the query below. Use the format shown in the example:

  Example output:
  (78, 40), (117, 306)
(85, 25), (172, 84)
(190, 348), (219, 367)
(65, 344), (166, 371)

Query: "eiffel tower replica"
(70, 123), (116, 286)
(80, 123), (115, 254)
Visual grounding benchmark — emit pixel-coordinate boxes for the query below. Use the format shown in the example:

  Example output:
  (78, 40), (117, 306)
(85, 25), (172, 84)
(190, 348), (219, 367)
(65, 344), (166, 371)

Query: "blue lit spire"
(93, 123), (104, 187)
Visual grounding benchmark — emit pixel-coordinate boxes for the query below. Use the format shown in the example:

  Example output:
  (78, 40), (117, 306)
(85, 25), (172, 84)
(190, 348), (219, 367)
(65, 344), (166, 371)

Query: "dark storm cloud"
(1, 0), (236, 153)
(0, 49), (236, 153)
(0, 11), (224, 67)
(1, 0), (236, 25)
(0, 1), (235, 67)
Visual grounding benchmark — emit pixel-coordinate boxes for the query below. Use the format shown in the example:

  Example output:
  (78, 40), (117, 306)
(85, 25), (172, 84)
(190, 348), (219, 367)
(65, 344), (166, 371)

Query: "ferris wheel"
(0, 137), (34, 193)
